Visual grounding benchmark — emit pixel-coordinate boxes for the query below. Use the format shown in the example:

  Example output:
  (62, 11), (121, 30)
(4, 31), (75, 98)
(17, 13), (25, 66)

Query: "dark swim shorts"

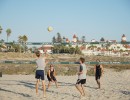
(76, 79), (86, 84)
(35, 70), (45, 80)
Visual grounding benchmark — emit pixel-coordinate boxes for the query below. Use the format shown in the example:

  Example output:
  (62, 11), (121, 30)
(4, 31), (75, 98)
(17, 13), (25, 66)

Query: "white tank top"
(36, 57), (45, 70)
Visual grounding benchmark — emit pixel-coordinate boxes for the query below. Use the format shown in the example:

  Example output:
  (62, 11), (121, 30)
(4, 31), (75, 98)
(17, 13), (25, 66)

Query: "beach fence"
(0, 60), (130, 76)
(2, 41), (130, 52)
(4, 41), (130, 45)
(0, 61), (130, 65)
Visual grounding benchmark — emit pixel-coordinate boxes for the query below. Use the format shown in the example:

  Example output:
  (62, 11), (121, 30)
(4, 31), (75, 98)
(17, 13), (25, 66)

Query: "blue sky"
(0, 0), (130, 42)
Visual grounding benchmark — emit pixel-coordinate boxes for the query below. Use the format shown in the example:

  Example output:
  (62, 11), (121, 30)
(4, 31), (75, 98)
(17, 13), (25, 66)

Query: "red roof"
(126, 45), (130, 48)
(66, 38), (70, 42)
(73, 34), (77, 38)
(110, 40), (116, 42)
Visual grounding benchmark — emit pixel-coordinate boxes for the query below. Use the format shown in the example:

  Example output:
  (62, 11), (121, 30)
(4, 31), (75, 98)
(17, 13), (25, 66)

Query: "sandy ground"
(0, 69), (130, 100)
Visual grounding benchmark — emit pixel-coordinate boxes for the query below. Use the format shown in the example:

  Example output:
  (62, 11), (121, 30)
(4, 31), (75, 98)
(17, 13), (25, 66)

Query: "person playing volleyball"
(35, 51), (48, 97)
(47, 64), (58, 89)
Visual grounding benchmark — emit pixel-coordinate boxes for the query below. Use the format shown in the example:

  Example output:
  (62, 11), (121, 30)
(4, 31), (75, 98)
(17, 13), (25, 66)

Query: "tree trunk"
(7, 36), (8, 42)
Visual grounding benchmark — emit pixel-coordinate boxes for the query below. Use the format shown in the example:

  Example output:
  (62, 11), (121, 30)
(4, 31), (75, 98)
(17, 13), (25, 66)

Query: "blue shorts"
(35, 70), (45, 80)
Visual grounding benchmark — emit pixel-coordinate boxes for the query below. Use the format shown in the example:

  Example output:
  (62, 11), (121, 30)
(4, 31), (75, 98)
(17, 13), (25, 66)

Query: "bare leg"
(96, 79), (100, 89)
(36, 79), (40, 95)
(55, 81), (58, 88)
(75, 84), (83, 96)
(42, 80), (46, 97)
(81, 85), (85, 96)
(47, 81), (51, 89)
(96, 80), (98, 85)
(97, 79), (100, 88)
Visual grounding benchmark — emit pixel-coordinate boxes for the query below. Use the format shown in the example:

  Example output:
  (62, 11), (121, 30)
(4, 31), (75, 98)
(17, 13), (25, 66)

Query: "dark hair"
(50, 64), (53, 67)
(35, 51), (40, 57)
(80, 57), (85, 63)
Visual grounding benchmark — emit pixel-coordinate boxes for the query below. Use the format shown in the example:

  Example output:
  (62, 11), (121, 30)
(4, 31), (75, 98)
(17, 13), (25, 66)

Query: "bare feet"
(80, 93), (85, 98)
(80, 95), (83, 99)
(36, 93), (38, 96)
(80, 94), (85, 100)
(43, 94), (46, 98)
(82, 93), (85, 96)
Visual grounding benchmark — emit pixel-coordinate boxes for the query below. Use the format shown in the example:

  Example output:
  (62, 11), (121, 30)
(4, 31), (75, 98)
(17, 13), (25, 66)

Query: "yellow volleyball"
(47, 26), (53, 32)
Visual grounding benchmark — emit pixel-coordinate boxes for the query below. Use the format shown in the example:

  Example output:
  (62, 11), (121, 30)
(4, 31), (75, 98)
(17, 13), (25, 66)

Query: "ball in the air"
(47, 26), (53, 32)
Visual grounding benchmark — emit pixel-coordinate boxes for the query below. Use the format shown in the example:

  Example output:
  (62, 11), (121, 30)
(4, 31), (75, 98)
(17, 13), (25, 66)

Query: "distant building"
(38, 45), (53, 54)
(109, 40), (116, 43)
(121, 34), (128, 48)
(62, 36), (66, 43)
(121, 34), (126, 42)
(126, 45), (130, 50)
(100, 37), (105, 42)
(66, 38), (70, 43)
(91, 39), (96, 42)
(109, 44), (126, 51)
(72, 34), (77, 43)
(0, 43), (7, 52)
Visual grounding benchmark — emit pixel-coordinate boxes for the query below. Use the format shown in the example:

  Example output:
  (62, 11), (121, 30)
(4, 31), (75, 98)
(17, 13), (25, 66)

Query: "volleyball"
(47, 26), (53, 32)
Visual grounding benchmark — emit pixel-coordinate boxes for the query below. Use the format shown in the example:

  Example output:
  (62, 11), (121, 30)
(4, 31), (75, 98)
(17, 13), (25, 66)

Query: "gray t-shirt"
(78, 63), (87, 79)
(36, 57), (45, 70)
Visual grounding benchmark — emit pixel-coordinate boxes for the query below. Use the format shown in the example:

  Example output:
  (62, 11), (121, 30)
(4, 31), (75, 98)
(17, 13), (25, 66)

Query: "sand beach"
(0, 68), (130, 100)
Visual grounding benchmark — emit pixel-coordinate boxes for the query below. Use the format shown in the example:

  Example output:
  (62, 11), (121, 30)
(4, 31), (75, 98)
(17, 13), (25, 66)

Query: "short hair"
(50, 64), (53, 67)
(35, 51), (40, 57)
(80, 57), (85, 63)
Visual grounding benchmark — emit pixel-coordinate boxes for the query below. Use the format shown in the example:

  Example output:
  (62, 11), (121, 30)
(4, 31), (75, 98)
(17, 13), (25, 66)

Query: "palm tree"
(74, 45), (81, 54)
(52, 36), (56, 43)
(0, 26), (2, 35)
(6, 28), (12, 42)
(18, 35), (23, 43)
(22, 35), (28, 43)
(0, 26), (2, 41)
(22, 35), (28, 52)
(57, 32), (62, 43)
(18, 35), (28, 53)
(18, 35), (23, 53)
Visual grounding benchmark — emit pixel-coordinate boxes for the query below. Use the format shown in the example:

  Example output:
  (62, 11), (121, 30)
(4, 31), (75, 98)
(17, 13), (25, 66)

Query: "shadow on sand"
(120, 91), (130, 95)
(57, 81), (75, 86)
(19, 81), (35, 89)
(84, 85), (98, 89)
(0, 88), (32, 97)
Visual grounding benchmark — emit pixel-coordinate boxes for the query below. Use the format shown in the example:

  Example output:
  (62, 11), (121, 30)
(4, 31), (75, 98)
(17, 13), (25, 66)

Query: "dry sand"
(0, 69), (130, 100)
